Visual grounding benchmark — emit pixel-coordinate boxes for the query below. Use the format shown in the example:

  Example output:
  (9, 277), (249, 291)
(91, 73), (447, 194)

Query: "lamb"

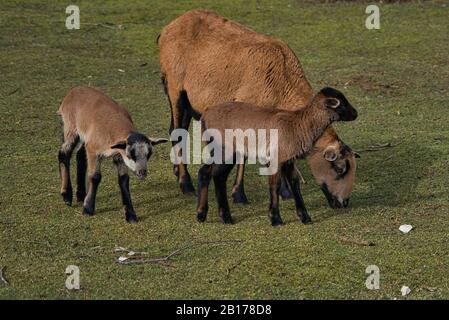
(197, 87), (358, 226)
(158, 9), (359, 208)
(57, 86), (168, 223)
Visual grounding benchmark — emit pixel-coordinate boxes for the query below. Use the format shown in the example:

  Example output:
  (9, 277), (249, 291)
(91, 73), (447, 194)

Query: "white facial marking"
(123, 156), (137, 172)
(135, 142), (150, 156)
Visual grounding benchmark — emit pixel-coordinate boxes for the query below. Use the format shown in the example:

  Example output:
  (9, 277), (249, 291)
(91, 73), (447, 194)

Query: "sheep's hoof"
(221, 216), (234, 225)
(271, 217), (283, 227)
(180, 181), (196, 194)
(196, 211), (207, 223)
(76, 192), (86, 203)
(82, 206), (94, 216)
(61, 192), (72, 206)
(126, 216), (137, 224)
(232, 191), (249, 204)
(301, 217), (313, 225)
(220, 211), (234, 224)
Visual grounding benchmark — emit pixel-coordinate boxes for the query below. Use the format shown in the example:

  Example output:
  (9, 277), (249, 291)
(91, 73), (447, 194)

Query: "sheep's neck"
(289, 106), (333, 159)
(281, 83), (314, 110)
(277, 59), (315, 110)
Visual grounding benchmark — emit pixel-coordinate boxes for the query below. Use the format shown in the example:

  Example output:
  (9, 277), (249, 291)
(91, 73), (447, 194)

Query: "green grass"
(1, 0), (448, 299)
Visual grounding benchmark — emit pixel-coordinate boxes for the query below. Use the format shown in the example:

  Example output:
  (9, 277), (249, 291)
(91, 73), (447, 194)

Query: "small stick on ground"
(339, 236), (375, 247)
(226, 260), (242, 276)
(7, 88), (20, 96)
(0, 267), (9, 285)
(357, 142), (401, 153)
(15, 239), (51, 247)
(298, 170), (306, 184)
(116, 240), (243, 266)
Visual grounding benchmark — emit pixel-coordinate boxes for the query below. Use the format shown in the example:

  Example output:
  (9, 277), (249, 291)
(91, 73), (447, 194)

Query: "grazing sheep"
(57, 86), (168, 223)
(198, 87), (358, 226)
(158, 9), (359, 208)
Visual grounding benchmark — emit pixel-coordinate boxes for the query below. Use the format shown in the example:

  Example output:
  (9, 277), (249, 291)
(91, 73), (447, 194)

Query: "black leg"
(76, 145), (87, 203)
(232, 163), (249, 204)
(176, 91), (195, 194)
(196, 164), (213, 222)
(283, 161), (312, 224)
(268, 172), (283, 226)
(82, 172), (101, 215)
(58, 150), (73, 206)
(280, 174), (293, 200)
(213, 164), (235, 224)
(58, 135), (79, 206)
(114, 155), (137, 223)
(82, 153), (102, 216)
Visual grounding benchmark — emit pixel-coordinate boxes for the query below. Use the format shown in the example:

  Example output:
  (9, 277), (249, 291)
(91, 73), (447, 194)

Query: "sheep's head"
(319, 87), (358, 121)
(306, 130), (359, 208)
(111, 133), (168, 180)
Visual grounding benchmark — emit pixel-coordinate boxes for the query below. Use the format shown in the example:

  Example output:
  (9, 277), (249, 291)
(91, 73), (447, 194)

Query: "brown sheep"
(57, 86), (168, 223)
(158, 9), (359, 208)
(198, 87), (358, 226)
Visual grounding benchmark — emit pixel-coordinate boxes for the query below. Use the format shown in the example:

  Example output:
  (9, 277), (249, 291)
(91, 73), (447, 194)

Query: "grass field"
(1, 0), (448, 299)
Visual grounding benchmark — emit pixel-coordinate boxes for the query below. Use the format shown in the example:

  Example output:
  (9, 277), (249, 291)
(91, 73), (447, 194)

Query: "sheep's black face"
(111, 133), (168, 180)
(128, 142), (152, 180)
(321, 87), (358, 121)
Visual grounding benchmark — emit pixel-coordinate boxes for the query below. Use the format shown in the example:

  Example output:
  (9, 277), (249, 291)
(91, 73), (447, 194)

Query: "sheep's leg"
(283, 161), (312, 224)
(179, 107), (195, 193)
(58, 132), (79, 206)
(268, 171), (283, 226)
(280, 174), (293, 200)
(168, 88), (180, 178)
(196, 164), (213, 222)
(113, 154), (137, 223)
(170, 89), (195, 194)
(75, 144), (87, 203)
(82, 149), (102, 216)
(213, 164), (235, 224)
(231, 163), (249, 204)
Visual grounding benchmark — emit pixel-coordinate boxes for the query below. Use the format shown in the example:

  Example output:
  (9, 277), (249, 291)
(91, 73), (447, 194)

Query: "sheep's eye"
(130, 149), (137, 161)
(334, 160), (350, 180)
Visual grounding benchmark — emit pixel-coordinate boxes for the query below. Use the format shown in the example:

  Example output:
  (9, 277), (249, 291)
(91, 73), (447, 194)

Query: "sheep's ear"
(149, 137), (169, 146)
(111, 141), (127, 149)
(323, 147), (338, 162)
(325, 97), (341, 109)
(354, 152), (361, 158)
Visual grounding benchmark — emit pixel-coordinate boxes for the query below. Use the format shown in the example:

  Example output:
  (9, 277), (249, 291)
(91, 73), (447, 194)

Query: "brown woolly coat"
(202, 93), (335, 164)
(59, 87), (133, 152)
(159, 9), (314, 111)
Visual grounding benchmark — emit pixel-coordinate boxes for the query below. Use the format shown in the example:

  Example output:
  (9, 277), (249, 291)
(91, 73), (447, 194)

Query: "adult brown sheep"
(158, 9), (359, 208)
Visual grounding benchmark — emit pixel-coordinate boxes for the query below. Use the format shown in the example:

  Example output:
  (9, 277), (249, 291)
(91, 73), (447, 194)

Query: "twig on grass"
(0, 267), (9, 285)
(338, 236), (375, 247)
(115, 240), (243, 266)
(15, 239), (51, 247)
(7, 88), (20, 96)
(226, 260), (243, 276)
(298, 170), (306, 184)
(82, 22), (124, 30)
(357, 142), (401, 153)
